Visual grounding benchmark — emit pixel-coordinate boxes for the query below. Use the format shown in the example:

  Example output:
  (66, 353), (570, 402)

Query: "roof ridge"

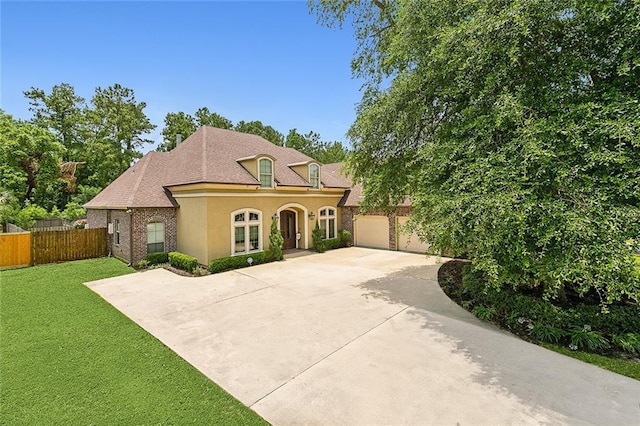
(126, 153), (153, 207)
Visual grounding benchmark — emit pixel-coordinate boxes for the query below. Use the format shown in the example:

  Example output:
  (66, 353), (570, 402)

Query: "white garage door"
(354, 215), (390, 249)
(397, 216), (430, 253)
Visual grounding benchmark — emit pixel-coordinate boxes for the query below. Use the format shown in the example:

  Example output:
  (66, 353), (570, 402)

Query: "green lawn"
(0, 258), (266, 425)
(541, 343), (640, 381)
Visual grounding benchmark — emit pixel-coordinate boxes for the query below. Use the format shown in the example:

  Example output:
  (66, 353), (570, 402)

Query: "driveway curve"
(87, 247), (640, 425)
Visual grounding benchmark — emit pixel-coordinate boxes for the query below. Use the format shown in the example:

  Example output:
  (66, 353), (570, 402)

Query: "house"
(85, 126), (428, 265)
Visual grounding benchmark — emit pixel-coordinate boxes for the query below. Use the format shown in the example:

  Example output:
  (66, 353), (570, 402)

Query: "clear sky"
(1, 0), (361, 151)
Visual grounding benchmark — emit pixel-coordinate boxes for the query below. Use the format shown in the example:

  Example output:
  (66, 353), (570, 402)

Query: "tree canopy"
(311, 0), (640, 305)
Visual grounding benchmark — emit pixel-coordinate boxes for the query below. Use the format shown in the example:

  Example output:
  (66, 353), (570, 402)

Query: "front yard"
(0, 258), (266, 425)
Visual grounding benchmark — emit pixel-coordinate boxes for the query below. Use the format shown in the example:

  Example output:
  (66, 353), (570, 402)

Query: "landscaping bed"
(438, 259), (640, 381)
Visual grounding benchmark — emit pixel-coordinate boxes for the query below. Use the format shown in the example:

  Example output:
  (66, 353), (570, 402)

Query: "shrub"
(15, 204), (48, 229)
(472, 305), (496, 321)
(312, 222), (325, 253)
(323, 238), (343, 250)
(169, 251), (198, 273)
(145, 252), (169, 265)
(137, 259), (150, 269)
(339, 229), (351, 247)
(569, 326), (610, 351)
(209, 252), (268, 274)
(612, 333), (640, 356)
(267, 217), (284, 261)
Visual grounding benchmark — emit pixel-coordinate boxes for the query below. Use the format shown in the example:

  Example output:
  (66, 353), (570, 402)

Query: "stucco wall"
(173, 191), (345, 264)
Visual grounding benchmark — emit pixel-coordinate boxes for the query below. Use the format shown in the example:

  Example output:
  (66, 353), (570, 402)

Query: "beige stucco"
(172, 184), (345, 264)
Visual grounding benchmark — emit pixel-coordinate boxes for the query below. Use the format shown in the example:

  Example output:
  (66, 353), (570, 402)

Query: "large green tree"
(84, 84), (156, 186)
(234, 120), (284, 146)
(157, 107), (234, 151)
(312, 0), (640, 305)
(23, 83), (86, 161)
(285, 129), (348, 163)
(0, 112), (64, 206)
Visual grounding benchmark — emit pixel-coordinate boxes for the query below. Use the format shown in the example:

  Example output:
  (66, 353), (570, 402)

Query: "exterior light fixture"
(272, 213), (279, 220)
(308, 212), (316, 220)
(247, 257), (254, 266)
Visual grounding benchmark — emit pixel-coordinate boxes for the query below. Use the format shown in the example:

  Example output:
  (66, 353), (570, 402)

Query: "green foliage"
(0, 111), (64, 205)
(267, 217), (284, 261)
(542, 343), (640, 381)
(285, 129), (348, 163)
(157, 111), (197, 152)
(137, 259), (150, 269)
(312, 1), (640, 307)
(61, 201), (86, 220)
(322, 238), (343, 250)
(472, 305), (496, 321)
(529, 324), (565, 344)
(450, 264), (640, 355)
(209, 252), (268, 274)
(235, 120), (284, 146)
(339, 229), (351, 246)
(168, 251), (198, 273)
(312, 222), (325, 253)
(15, 204), (48, 230)
(145, 252), (169, 265)
(569, 326), (610, 352)
(612, 333), (640, 357)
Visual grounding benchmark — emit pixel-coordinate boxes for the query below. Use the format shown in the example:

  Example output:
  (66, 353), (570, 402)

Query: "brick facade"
(87, 207), (177, 264)
(130, 208), (177, 264)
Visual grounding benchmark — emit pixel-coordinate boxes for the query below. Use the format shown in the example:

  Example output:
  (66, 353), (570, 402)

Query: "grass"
(541, 343), (640, 381)
(0, 258), (266, 425)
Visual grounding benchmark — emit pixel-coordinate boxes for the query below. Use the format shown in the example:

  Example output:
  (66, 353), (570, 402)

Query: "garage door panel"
(397, 216), (430, 253)
(354, 215), (389, 249)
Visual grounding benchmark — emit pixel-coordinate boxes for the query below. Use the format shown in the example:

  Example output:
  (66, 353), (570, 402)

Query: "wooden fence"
(0, 228), (108, 268)
(0, 232), (31, 268)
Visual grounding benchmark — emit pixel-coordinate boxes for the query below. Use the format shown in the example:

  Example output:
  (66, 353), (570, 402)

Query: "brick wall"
(110, 210), (131, 262)
(130, 208), (177, 264)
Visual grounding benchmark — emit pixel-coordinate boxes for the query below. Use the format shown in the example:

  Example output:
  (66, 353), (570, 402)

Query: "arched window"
(318, 207), (336, 239)
(147, 222), (165, 253)
(231, 209), (262, 254)
(309, 163), (320, 189)
(258, 158), (273, 188)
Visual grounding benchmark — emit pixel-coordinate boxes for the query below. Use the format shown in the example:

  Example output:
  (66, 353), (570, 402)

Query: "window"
(114, 219), (120, 245)
(259, 158), (273, 188)
(232, 209), (262, 254)
(318, 207), (336, 239)
(147, 222), (165, 253)
(309, 164), (320, 189)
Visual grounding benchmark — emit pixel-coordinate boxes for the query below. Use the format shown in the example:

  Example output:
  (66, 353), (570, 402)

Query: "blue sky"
(1, 1), (361, 151)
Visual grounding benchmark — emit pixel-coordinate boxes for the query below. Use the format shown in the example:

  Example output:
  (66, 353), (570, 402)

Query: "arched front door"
(280, 210), (297, 249)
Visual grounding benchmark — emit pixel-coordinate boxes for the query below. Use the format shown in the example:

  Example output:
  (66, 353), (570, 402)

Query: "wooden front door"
(280, 210), (297, 249)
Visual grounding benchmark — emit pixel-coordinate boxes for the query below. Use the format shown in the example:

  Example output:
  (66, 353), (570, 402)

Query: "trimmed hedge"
(209, 252), (268, 274)
(323, 238), (343, 250)
(168, 251), (198, 273)
(145, 252), (169, 265)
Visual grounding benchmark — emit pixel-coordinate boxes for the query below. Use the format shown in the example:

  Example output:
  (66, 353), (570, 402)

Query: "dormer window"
(309, 163), (320, 189)
(259, 158), (273, 188)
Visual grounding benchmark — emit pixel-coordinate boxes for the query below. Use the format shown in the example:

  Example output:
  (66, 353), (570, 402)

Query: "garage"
(353, 215), (389, 249)
(396, 216), (430, 254)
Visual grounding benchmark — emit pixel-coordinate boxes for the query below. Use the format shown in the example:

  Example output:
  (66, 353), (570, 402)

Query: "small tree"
(312, 222), (325, 253)
(267, 217), (284, 261)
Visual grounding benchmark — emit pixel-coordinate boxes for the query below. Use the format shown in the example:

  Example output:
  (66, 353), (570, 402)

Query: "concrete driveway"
(87, 247), (640, 425)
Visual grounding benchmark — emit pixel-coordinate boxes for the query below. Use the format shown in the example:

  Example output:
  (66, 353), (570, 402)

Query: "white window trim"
(258, 157), (274, 188)
(146, 221), (165, 254)
(318, 206), (337, 239)
(309, 163), (320, 189)
(230, 208), (263, 255)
